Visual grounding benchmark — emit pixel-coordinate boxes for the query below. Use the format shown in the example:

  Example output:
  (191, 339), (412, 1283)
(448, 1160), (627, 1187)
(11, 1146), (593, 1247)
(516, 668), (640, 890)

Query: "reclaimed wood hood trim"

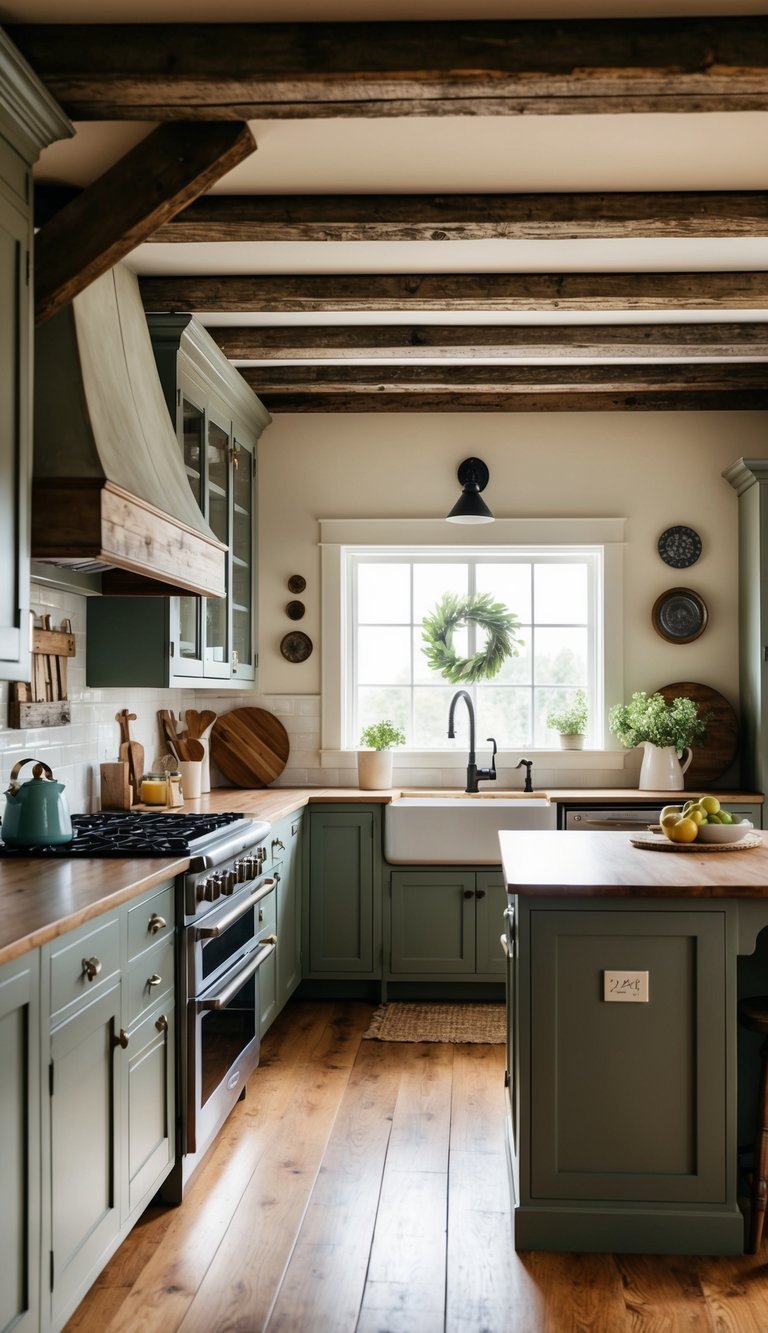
(31, 262), (229, 598)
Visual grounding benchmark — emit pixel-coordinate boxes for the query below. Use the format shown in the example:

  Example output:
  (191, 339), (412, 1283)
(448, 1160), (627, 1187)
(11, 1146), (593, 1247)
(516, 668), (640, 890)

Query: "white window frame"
(320, 517), (625, 773)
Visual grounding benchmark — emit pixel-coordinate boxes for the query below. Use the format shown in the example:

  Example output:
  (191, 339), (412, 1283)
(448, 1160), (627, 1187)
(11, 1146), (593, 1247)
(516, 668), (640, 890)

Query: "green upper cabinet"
(86, 315), (270, 689)
(0, 30), (70, 682)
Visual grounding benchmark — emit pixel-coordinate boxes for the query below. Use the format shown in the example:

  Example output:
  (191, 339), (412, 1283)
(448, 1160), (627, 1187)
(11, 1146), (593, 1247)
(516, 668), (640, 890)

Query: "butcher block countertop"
(500, 828), (768, 898)
(1, 785), (762, 966)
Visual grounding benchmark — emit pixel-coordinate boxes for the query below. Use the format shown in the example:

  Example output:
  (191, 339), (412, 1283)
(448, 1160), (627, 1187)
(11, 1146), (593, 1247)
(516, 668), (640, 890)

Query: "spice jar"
(140, 771), (168, 806)
(166, 768), (183, 808)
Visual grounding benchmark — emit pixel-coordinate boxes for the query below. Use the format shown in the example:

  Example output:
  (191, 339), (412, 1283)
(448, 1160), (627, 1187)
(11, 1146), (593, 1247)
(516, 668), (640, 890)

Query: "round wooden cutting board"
(210, 708), (290, 788)
(656, 682), (739, 786)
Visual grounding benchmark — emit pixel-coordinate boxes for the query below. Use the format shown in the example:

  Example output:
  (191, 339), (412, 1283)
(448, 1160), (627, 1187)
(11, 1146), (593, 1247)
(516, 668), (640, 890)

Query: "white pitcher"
(638, 741), (692, 791)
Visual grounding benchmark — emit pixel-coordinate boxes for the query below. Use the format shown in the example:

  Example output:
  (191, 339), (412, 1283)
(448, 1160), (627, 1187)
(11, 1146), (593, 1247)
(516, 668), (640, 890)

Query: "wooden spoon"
(186, 709), (217, 739)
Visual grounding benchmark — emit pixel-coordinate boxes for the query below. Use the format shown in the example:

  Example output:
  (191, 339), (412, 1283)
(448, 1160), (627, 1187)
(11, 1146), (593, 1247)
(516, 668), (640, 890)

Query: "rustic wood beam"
(34, 122), (257, 326)
(147, 192), (768, 243)
(139, 272), (768, 315)
(247, 363), (768, 411)
(9, 19), (768, 119)
(212, 323), (768, 362)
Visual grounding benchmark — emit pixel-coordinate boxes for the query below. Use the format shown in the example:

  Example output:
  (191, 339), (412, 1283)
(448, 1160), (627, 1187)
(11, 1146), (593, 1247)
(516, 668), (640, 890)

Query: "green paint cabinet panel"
(388, 867), (507, 980)
(306, 808), (380, 977)
(0, 952), (40, 1333)
(273, 815), (303, 1011)
(126, 1004), (175, 1218)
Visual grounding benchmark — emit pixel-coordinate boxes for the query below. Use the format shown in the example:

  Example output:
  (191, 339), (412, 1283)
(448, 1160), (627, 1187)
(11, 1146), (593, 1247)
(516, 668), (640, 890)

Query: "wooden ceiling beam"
(9, 18), (768, 119)
(35, 121), (257, 326)
(139, 271), (768, 315)
(212, 322), (768, 362)
(147, 192), (768, 243)
(246, 362), (768, 411)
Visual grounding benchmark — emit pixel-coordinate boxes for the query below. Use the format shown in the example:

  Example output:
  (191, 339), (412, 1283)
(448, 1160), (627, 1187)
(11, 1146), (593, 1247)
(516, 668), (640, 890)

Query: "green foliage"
(546, 689), (588, 735)
(421, 591), (523, 685)
(608, 691), (709, 754)
(359, 719), (406, 751)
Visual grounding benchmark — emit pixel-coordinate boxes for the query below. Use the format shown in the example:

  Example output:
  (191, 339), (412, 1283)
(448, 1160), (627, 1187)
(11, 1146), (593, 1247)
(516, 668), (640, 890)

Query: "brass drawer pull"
(155, 1014), (168, 1034)
(81, 956), (102, 982)
(148, 973), (163, 987)
(148, 913), (167, 934)
(113, 1028), (129, 1050)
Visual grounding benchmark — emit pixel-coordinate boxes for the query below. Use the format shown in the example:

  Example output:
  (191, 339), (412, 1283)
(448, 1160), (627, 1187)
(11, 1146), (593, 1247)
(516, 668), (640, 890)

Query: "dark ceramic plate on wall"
(651, 587), (708, 644)
(657, 525), (702, 570)
(280, 630), (313, 662)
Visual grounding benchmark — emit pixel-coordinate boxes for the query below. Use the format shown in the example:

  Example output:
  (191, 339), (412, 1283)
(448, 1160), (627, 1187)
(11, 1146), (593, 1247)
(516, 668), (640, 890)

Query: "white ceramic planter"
(357, 749), (394, 790)
(559, 734), (584, 750)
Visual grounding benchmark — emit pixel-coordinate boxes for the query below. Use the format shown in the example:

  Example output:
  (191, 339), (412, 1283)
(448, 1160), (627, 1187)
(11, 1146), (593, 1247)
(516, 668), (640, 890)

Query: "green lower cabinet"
(125, 1004), (175, 1219)
(305, 808), (380, 978)
(47, 982), (123, 1329)
(0, 952), (40, 1333)
(515, 900), (742, 1254)
(275, 816), (303, 1009)
(388, 868), (507, 980)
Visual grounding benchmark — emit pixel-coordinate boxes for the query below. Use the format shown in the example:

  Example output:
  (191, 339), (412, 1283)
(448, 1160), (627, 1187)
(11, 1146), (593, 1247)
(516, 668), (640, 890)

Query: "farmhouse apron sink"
(384, 793), (556, 864)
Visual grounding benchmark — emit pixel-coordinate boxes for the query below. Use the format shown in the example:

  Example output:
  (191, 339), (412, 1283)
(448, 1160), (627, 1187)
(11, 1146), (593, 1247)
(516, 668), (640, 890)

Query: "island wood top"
(499, 829), (768, 897)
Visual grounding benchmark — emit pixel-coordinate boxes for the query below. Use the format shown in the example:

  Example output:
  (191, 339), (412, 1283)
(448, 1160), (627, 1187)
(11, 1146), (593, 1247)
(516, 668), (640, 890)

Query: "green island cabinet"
(258, 812), (304, 1036)
(510, 893), (750, 1255)
(0, 880), (176, 1333)
(304, 806), (382, 979)
(86, 315), (271, 689)
(0, 31), (70, 682)
(725, 457), (768, 797)
(387, 868), (507, 982)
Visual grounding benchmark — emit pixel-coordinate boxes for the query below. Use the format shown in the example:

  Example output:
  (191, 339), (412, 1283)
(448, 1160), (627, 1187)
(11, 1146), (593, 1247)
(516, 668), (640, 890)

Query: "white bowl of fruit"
(659, 795), (753, 845)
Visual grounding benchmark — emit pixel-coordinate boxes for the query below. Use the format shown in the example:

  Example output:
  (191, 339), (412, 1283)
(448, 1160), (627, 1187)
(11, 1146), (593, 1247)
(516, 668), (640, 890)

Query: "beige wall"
(258, 409), (768, 704)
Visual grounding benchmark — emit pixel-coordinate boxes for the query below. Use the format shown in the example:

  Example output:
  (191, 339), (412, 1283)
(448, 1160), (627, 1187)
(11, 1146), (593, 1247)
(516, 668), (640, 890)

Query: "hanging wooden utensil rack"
(10, 616), (75, 727)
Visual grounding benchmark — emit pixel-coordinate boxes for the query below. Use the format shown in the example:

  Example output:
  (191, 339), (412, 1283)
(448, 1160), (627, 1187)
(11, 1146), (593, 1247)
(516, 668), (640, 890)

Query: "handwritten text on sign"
(603, 970), (649, 1003)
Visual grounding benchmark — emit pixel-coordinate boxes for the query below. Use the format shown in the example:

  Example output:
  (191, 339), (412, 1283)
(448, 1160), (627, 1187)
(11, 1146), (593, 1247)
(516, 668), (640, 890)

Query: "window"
(320, 518), (625, 760)
(348, 548), (600, 749)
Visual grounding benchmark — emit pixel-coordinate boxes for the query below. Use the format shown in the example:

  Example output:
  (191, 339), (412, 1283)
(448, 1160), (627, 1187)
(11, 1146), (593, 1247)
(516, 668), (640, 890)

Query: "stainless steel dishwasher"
(559, 803), (665, 831)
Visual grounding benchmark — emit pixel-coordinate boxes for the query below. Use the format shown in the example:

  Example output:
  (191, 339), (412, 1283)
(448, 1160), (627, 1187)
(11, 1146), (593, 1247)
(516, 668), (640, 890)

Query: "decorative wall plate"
(280, 630), (313, 662)
(285, 600), (305, 620)
(651, 587), (708, 644)
(287, 574), (306, 594)
(657, 525), (702, 570)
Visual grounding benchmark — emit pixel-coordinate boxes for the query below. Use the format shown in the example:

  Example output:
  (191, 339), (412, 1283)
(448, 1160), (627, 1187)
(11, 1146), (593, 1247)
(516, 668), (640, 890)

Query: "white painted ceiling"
(10, 1), (768, 357)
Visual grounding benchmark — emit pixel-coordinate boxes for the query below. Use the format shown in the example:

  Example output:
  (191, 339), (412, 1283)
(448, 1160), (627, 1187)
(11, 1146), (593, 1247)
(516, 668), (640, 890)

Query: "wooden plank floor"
(65, 999), (768, 1333)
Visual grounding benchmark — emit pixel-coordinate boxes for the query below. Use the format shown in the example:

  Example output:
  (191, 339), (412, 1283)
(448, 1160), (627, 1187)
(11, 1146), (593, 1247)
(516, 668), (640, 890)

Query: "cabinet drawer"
(48, 916), (121, 1021)
(127, 884), (175, 960)
(125, 937), (175, 1028)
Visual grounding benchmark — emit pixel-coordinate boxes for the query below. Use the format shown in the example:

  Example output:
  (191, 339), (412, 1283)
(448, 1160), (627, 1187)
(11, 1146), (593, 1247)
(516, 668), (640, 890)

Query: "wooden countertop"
(500, 829), (768, 898)
(2, 785), (763, 966)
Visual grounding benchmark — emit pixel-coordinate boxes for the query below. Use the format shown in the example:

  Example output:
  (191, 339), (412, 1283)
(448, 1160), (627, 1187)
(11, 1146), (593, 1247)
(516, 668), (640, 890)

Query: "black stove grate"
(0, 810), (249, 858)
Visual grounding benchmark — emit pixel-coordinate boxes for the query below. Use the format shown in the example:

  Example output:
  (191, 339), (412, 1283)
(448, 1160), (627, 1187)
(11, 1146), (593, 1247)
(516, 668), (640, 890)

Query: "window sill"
(321, 748), (627, 771)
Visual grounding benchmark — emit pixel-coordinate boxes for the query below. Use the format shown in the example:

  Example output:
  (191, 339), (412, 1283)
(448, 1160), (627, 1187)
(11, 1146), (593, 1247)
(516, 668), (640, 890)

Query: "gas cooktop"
(0, 810), (260, 860)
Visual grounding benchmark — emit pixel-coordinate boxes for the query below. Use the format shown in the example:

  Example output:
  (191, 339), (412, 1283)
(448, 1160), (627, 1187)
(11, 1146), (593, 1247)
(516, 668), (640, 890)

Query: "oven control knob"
(256, 846), (267, 868)
(244, 856), (258, 878)
(234, 859), (248, 883)
(220, 870), (236, 895)
(198, 876), (220, 902)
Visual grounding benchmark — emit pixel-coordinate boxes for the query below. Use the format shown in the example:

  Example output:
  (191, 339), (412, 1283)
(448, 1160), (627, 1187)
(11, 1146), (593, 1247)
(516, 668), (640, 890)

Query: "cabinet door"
(475, 870), (508, 976)
(202, 406), (232, 679)
(0, 953), (39, 1333)
(0, 158), (31, 682)
(47, 982), (122, 1328)
(231, 425), (256, 682)
(529, 908), (728, 1204)
(390, 870), (476, 975)
(276, 817), (302, 1009)
(503, 903), (519, 1207)
(307, 811), (376, 974)
(125, 1005), (175, 1219)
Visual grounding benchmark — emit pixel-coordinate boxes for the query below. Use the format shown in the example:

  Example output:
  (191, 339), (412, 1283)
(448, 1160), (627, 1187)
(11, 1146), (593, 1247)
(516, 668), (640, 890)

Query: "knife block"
(100, 761), (133, 811)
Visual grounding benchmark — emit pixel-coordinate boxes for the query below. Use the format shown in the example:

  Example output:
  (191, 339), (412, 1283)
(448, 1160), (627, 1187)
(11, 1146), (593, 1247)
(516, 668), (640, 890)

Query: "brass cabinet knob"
(81, 956), (102, 982)
(113, 1028), (129, 1050)
(148, 973), (162, 988)
(155, 1014), (168, 1034)
(148, 913), (167, 934)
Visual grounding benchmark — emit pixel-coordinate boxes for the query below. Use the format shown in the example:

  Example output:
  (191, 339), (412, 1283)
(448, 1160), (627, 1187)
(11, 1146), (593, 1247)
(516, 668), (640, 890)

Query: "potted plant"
(546, 689), (588, 750)
(357, 720), (406, 790)
(608, 691), (709, 790)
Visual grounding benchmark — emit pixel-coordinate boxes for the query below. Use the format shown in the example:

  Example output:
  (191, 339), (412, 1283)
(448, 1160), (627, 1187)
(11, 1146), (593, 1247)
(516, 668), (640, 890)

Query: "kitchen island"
(499, 828), (768, 1256)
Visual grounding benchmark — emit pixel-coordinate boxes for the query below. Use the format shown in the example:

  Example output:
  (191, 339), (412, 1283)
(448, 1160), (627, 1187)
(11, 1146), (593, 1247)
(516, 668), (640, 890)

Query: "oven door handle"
(196, 937), (277, 1011)
(196, 878), (276, 939)
(578, 819), (657, 830)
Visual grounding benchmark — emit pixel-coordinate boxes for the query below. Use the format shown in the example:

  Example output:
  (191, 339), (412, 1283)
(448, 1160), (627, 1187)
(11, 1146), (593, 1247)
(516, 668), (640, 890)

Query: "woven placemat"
(363, 1002), (505, 1044)
(630, 832), (762, 854)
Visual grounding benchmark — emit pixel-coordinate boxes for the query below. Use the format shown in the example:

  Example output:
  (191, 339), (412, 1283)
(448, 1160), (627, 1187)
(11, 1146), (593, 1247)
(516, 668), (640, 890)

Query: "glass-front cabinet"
(86, 316), (269, 689)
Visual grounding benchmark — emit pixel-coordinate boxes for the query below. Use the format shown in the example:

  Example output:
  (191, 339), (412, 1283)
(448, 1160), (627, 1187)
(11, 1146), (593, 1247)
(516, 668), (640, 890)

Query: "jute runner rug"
(363, 1002), (505, 1044)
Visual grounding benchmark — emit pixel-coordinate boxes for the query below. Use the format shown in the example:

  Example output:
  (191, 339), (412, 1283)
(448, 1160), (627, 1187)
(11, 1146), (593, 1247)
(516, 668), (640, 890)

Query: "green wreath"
(421, 591), (522, 685)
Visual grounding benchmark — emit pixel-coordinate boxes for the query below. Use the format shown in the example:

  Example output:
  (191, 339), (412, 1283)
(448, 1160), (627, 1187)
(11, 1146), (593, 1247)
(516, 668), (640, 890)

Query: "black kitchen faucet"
(447, 689), (497, 794)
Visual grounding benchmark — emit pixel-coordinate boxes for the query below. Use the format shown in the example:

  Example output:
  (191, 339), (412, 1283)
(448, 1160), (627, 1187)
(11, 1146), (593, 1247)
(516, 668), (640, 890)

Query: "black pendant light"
(446, 457), (494, 524)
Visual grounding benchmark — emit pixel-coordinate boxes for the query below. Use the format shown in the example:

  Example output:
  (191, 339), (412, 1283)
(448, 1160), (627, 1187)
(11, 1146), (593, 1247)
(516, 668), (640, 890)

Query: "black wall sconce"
(446, 457), (494, 524)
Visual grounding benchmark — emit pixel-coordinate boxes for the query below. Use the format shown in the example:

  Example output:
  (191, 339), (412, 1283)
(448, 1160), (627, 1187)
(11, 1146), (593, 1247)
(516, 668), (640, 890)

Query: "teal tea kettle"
(2, 757), (73, 847)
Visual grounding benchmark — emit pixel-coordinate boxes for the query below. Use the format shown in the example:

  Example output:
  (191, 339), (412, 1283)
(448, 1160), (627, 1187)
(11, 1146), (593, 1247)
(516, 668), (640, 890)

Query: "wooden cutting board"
(656, 682), (739, 786)
(210, 707), (290, 788)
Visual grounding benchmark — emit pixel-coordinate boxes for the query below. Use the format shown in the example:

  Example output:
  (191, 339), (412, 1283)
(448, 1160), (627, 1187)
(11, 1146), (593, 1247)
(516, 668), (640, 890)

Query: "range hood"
(32, 263), (227, 598)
